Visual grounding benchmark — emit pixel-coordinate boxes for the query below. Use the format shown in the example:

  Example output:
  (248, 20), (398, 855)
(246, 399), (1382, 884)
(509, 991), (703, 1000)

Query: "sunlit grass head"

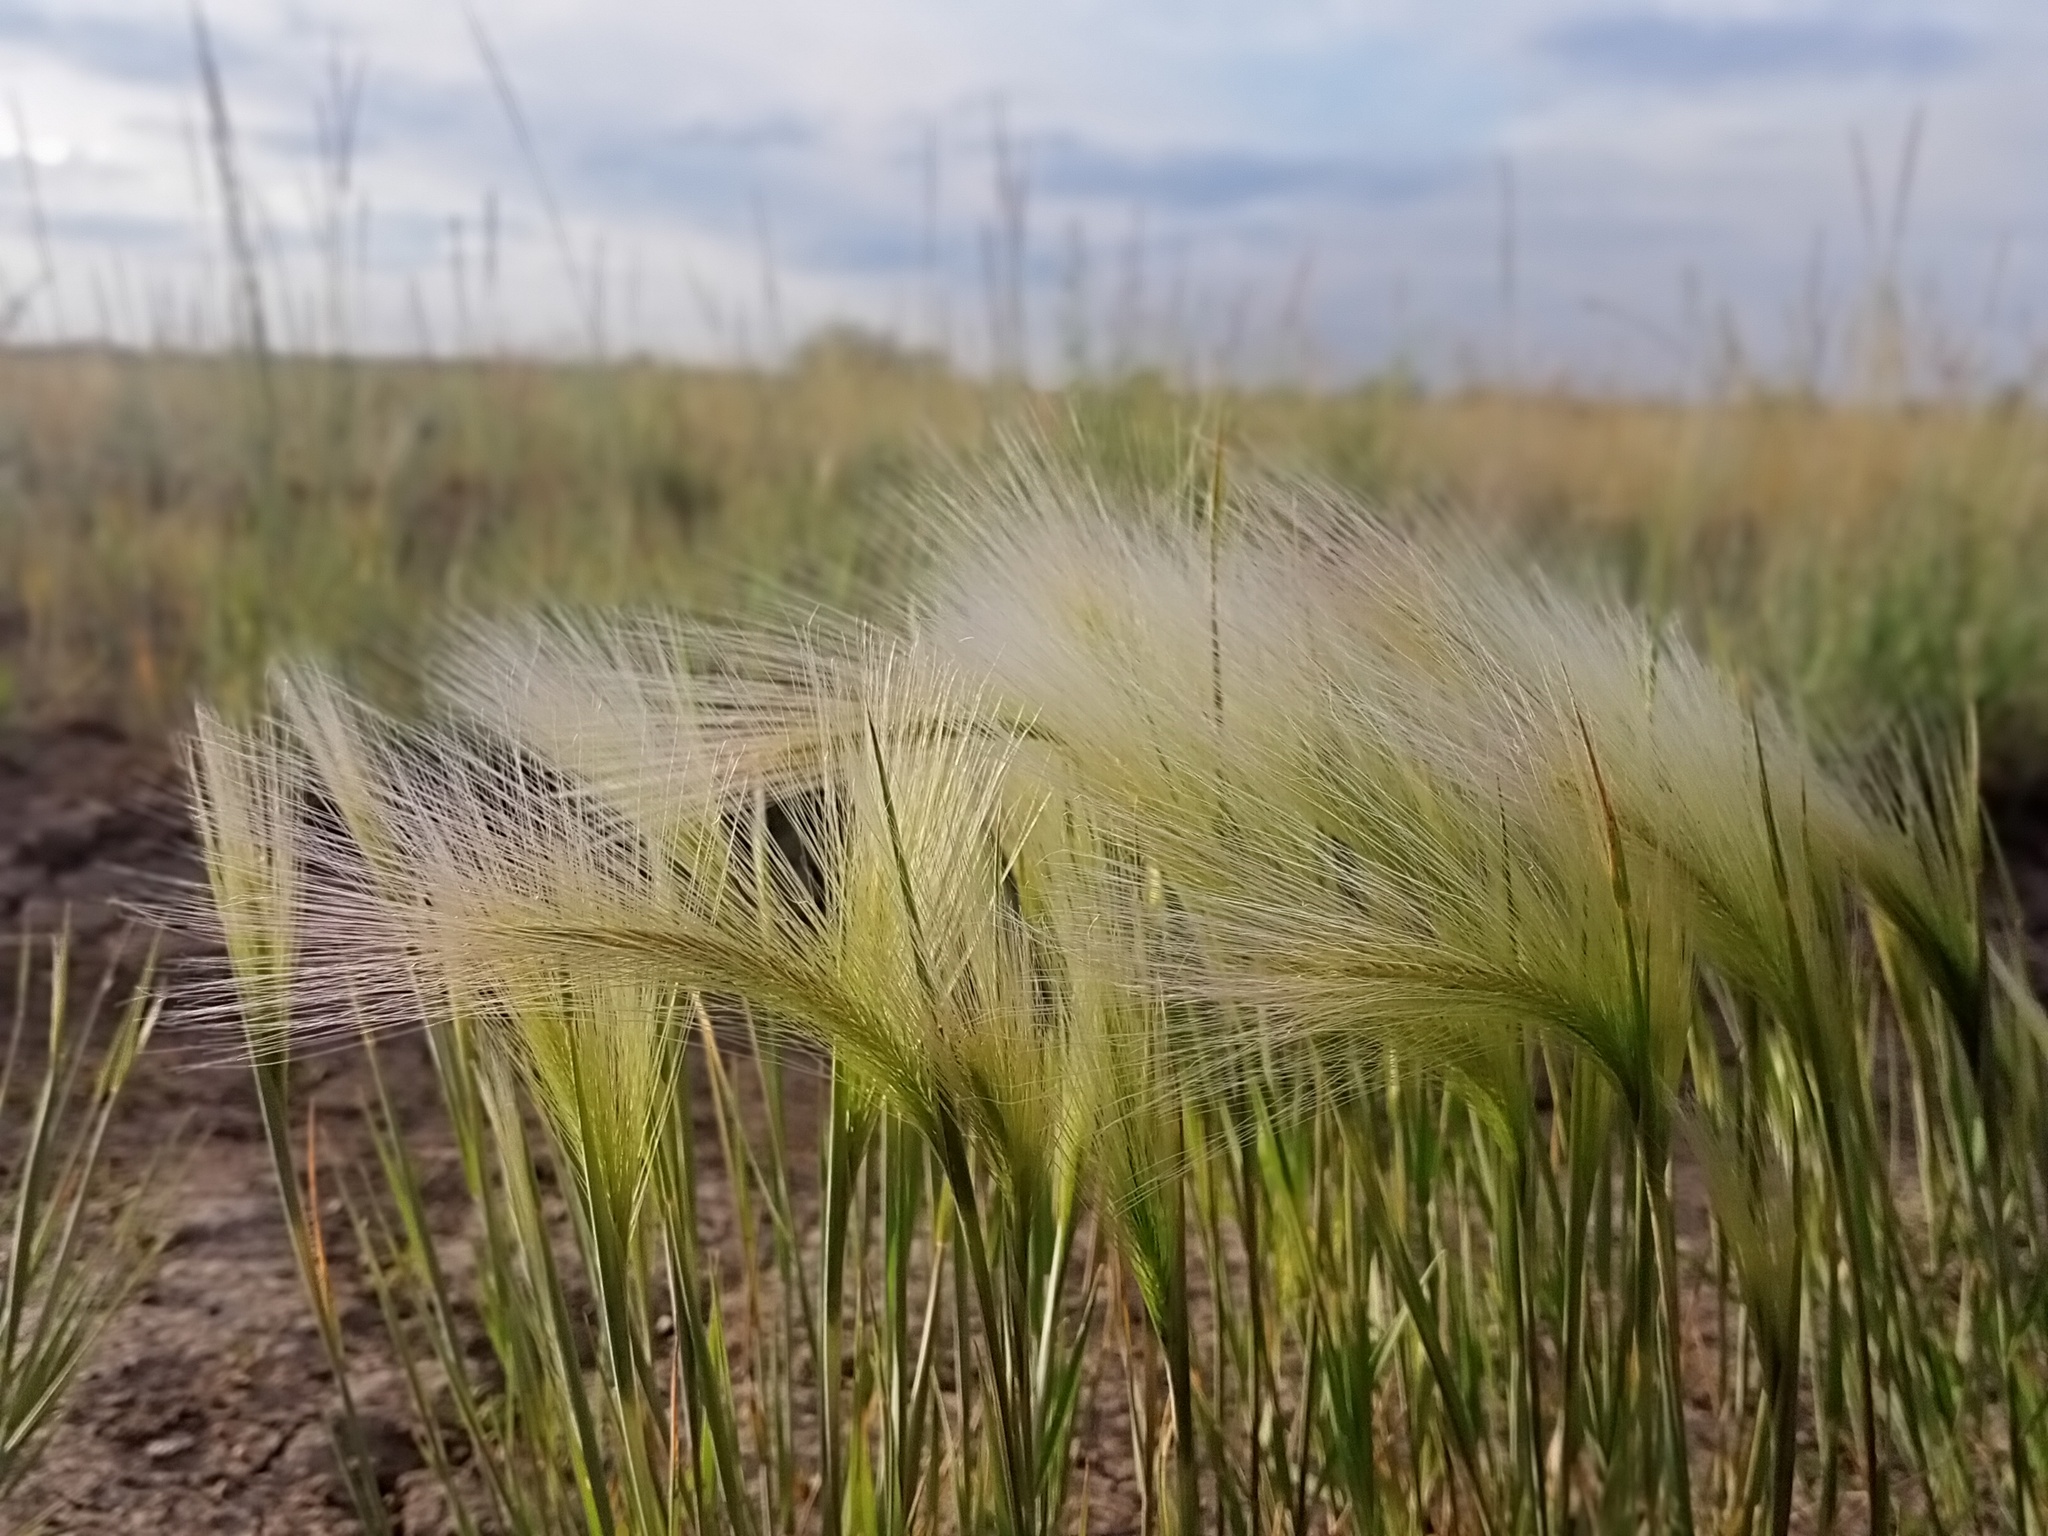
(397, 616), (1084, 1199)
(187, 706), (306, 1059)
(906, 461), (1709, 1117)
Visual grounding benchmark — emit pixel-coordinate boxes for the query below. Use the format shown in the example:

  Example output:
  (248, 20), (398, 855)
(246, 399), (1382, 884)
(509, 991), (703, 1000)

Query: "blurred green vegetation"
(1, 341), (2044, 779)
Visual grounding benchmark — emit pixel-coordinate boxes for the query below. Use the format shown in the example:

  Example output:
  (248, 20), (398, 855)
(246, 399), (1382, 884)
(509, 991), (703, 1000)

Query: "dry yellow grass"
(2, 343), (2043, 772)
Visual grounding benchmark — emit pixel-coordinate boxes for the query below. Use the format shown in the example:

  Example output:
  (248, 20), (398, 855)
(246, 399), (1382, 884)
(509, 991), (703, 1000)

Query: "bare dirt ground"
(2, 719), (2045, 1534)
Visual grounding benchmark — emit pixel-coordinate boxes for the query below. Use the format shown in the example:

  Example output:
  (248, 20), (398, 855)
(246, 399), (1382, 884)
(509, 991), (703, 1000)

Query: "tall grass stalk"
(0, 934), (165, 1509)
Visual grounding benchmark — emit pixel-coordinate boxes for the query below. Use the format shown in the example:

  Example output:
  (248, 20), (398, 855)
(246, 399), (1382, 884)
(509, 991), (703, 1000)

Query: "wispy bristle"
(186, 447), (1959, 1205)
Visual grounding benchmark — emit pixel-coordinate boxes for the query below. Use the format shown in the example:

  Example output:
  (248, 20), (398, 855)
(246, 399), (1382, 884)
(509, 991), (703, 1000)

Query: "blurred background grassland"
(1, 331), (2045, 782)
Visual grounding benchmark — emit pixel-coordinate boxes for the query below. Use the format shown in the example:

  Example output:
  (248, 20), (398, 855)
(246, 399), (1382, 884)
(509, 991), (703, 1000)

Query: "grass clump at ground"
(0, 937), (166, 1511)
(190, 455), (2048, 1534)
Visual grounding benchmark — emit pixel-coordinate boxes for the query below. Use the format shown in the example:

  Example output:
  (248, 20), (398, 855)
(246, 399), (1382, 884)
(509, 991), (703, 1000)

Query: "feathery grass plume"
(380, 775), (696, 1532)
(433, 609), (866, 837)
(1213, 481), (1857, 1029)
(346, 720), (691, 1192)
(915, 453), (1335, 820)
(232, 673), (764, 1533)
(187, 704), (403, 1533)
(1842, 727), (1992, 1060)
(1416, 586), (1931, 1532)
(905, 454), (1947, 1533)
(1847, 724), (2043, 1529)
(449, 596), (1217, 1533)
(910, 459), (1697, 1105)
(1299, 491), (1939, 1529)
(271, 662), (413, 885)
(434, 615), (1077, 1183)
(200, 681), (732, 1531)
(1021, 806), (1179, 1289)
(428, 619), (1107, 1536)
(186, 706), (305, 1059)
(444, 513), (1590, 1130)
(1273, 478), (1985, 1530)
(191, 675), (482, 1059)
(1021, 801), (1210, 1536)
(182, 440), (2048, 1531)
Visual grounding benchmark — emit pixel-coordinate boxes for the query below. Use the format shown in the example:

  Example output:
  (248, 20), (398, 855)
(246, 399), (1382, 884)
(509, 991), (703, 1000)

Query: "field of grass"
(4, 345), (2047, 771)
(5, 336), (2048, 1534)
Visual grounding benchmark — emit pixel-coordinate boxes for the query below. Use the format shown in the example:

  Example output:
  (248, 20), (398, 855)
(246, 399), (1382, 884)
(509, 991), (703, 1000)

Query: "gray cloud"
(0, 0), (2034, 381)
(0, 4), (251, 88)
(47, 208), (188, 246)
(567, 114), (822, 211)
(519, 114), (922, 275)
(1031, 136), (1468, 211)
(255, 74), (495, 168)
(1543, 12), (1976, 84)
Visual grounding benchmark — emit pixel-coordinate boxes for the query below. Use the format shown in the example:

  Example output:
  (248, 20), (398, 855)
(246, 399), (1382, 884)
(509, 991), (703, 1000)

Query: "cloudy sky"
(0, 0), (2041, 384)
